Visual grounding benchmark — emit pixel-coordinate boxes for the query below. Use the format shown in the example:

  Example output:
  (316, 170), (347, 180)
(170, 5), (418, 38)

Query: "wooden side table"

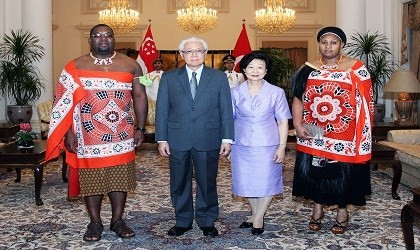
(0, 140), (47, 205)
(401, 186), (420, 250)
(0, 122), (20, 142)
(371, 142), (402, 200)
(373, 122), (420, 142)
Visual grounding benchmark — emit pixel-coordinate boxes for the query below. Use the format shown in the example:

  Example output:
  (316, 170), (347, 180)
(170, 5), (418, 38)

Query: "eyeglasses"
(181, 49), (207, 55)
(91, 33), (114, 39)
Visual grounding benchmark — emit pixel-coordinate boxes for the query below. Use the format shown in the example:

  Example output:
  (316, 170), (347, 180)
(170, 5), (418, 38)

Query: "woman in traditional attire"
(292, 26), (373, 234)
(230, 51), (291, 235)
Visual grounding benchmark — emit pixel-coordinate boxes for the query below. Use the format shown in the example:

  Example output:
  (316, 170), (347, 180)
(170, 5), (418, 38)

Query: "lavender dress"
(230, 80), (292, 197)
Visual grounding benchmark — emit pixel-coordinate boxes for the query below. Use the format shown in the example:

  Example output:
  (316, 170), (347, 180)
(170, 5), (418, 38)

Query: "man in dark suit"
(155, 37), (234, 238)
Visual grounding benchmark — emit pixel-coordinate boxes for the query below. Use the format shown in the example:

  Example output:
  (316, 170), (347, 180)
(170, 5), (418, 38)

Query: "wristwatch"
(136, 127), (146, 133)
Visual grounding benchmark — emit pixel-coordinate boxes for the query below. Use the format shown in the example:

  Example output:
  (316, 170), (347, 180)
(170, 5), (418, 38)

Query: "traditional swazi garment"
(46, 61), (137, 196)
(297, 60), (373, 163)
(292, 60), (373, 207)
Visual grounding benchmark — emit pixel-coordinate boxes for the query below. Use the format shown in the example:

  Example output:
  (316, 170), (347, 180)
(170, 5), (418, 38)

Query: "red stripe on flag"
(136, 25), (158, 74)
(232, 23), (252, 72)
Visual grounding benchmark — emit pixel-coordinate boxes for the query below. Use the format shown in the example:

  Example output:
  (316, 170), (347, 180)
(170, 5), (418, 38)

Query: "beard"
(97, 44), (111, 53)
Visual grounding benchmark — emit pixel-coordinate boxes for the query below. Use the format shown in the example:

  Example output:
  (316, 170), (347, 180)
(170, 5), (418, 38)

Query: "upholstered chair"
(36, 100), (53, 140)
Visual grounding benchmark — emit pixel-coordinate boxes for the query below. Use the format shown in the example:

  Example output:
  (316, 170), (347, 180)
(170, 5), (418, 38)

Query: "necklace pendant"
(93, 58), (113, 66)
(90, 51), (116, 66)
(320, 64), (338, 70)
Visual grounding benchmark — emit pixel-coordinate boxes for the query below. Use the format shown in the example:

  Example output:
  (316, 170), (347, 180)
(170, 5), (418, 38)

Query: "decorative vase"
(374, 103), (386, 122)
(7, 105), (33, 124)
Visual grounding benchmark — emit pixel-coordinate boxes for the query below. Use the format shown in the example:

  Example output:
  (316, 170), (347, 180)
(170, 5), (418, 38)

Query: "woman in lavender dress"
(230, 51), (291, 235)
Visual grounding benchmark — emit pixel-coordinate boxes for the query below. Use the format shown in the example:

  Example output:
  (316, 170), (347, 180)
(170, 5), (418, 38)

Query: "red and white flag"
(136, 25), (158, 74)
(232, 23), (252, 72)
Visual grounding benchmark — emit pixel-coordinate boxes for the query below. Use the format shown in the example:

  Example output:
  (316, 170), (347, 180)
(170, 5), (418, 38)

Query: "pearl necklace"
(320, 55), (342, 70)
(90, 51), (116, 66)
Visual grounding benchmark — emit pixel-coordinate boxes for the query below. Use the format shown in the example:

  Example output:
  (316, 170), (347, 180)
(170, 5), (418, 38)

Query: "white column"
(0, 0), (23, 122)
(336, 0), (366, 36)
(22, 0), (53, 132)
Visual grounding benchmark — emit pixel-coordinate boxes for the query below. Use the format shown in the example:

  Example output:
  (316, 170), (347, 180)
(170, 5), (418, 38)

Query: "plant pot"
(374, 103), (386, 122)
(17, 139), (34, 148)
(7, 105), (33, 124)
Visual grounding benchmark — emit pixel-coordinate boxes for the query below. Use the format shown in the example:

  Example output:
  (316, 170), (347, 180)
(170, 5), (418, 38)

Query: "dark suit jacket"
(155, 65), (234, 151)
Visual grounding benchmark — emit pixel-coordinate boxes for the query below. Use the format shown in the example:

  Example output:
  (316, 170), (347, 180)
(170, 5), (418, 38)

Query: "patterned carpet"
(0, 143), (418, 249)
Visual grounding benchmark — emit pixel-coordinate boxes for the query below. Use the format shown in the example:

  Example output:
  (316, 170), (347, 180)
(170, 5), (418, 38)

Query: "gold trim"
(81, 0), (143, 15)
(255, 0), (315, 12)
(167, 0), (229, 13)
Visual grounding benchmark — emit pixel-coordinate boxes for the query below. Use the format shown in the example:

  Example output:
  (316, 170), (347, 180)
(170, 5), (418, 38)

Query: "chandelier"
(177, 0), (218, 35)
(98, 0), (140, 36)
(255, 0), (296, 34)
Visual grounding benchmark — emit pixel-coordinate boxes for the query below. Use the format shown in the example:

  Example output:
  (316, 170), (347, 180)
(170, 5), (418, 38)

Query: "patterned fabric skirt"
(292, 151), (371, 208)
(79, 161), (137, 196)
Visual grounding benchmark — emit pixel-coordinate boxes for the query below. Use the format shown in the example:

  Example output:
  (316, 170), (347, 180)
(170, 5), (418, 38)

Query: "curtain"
(284, 48), (308, 72)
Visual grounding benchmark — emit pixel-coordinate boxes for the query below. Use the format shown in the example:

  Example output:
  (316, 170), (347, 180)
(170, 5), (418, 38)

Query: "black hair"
(239, 51), (272, 75)
(316, 26), (347, 46)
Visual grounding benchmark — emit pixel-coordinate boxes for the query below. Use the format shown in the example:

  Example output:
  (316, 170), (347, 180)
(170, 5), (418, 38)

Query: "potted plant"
(260, 47), (295, 102)
(346, 31), (397, 122)
(0, 29), (45, 124)
(14, 122), (37, 148)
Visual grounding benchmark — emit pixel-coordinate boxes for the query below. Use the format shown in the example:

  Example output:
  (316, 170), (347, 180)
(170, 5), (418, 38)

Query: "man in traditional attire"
(222, 54), (245, 88)
(45, 24), (147, 242)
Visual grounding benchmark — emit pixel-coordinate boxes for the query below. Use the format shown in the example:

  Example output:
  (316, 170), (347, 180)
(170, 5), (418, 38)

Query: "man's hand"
(64, 129), (78, 153)
(219, 142), (231, 156)
(134, 130), (145, 147)
(158, 142), (171, 157)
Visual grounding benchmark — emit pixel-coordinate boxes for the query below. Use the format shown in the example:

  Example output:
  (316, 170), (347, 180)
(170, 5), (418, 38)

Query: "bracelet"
(136, 127), (146, 133)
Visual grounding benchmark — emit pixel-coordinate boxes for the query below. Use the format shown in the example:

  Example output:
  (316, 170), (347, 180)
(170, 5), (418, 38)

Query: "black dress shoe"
(200, 226), (219, 237)
(167, 226), (192, 236)
(251, 226), (264, 235)
(239, 221), (253, 228)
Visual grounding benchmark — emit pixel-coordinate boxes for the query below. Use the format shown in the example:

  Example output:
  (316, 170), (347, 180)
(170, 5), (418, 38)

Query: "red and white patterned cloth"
(46, 61), (136, 169)
(297, 60), (373, 163)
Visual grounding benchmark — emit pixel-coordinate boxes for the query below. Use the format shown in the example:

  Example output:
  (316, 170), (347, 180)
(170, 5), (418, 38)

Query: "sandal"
(110, 219), (135, 238)
(83, 222), (104, 241)
(331, 218), (349, 234)
(309, 215), (324, 231)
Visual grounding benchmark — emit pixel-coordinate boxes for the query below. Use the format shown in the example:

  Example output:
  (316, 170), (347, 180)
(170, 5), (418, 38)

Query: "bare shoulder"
(114, 53), (143, 75)
(308, 59), (322, 69)
(73, 54), (92, 69)
(339, 56), (358, 69)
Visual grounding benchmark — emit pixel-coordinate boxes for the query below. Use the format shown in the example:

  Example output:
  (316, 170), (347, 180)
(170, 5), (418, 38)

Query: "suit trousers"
(169, 148), (220, 228)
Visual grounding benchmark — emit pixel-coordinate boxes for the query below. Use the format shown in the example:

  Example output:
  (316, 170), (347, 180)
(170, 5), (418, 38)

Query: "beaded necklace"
(90, 51), (116, 66)
(320, 55), (342, 70)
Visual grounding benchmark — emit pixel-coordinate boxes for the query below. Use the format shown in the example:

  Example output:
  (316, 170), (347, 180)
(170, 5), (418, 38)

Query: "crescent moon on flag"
(141, 37), (154, 49)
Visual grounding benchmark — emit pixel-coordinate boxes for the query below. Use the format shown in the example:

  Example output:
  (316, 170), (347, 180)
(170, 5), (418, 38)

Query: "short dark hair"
(90, 24), (114, 37)
(239, 51), (272, 75)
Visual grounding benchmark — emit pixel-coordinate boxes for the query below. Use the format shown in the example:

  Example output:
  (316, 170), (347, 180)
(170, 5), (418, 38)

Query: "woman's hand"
(295, 124), (312, 140)
(273, 145), (286, 163)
